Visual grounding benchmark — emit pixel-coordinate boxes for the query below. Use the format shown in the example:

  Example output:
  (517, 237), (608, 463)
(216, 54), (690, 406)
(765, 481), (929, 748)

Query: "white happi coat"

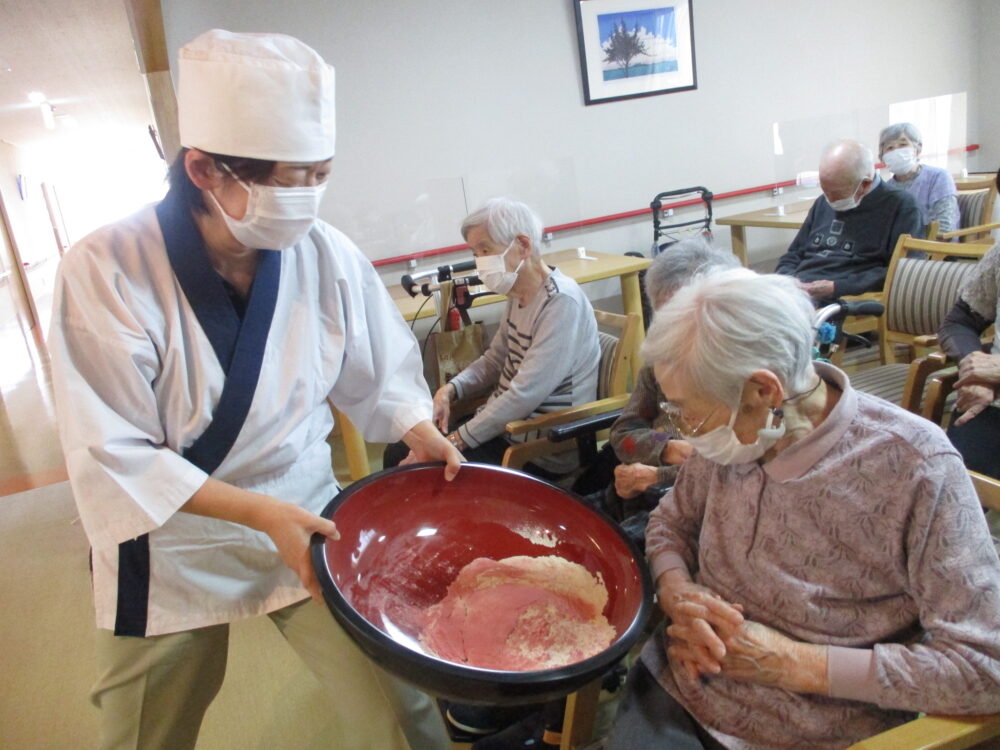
(48, 203), (432, 636)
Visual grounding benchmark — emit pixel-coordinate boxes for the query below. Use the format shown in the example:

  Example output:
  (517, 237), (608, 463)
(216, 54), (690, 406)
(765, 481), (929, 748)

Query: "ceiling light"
(27, 91), (46, 104)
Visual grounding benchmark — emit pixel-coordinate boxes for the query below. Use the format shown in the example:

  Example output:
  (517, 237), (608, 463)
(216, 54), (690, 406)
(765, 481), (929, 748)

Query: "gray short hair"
(645, 236), (741, 306)
(878, 122), (922, 157)
(461, 197), (543, 256)
(641, 269), (815, 406)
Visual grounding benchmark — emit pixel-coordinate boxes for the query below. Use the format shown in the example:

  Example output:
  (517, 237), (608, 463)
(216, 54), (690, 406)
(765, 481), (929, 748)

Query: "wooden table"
(715, 199), (814, 266)
(336, 248), (651, 481)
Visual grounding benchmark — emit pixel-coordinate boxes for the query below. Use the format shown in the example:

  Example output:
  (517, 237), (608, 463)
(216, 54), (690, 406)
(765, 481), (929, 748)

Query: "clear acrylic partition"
(770, 93), (970, 214)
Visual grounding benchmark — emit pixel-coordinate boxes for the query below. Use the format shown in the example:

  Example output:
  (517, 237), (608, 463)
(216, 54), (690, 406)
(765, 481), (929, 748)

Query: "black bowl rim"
(310, 462), (653, 691)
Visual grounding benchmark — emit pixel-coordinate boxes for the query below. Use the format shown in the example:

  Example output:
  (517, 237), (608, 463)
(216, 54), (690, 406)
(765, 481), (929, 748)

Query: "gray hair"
(461, 197), (543, 256)
(645, 236), (741, 307)
(878, 122), (922, 157)
(641, 269), (815, 406)
(821, 139), (875, 184)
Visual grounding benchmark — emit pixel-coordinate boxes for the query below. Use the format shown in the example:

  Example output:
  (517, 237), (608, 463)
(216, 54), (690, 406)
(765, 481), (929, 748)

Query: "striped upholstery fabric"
(885, 258), (979, 335)
(851, 364), (912, 405)
(957, 189), (990, 229)
(597, 331), (619, 400)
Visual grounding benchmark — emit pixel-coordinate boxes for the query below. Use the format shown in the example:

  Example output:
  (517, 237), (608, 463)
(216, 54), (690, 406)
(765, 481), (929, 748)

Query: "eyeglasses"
(658, 400), (719, 437)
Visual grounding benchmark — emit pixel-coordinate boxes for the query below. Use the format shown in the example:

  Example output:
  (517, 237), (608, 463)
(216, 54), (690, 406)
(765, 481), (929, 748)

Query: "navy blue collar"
(155, 188), (282, 474)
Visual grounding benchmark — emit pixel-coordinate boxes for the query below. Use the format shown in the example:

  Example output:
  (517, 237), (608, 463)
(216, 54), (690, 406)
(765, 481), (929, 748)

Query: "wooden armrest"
(912, 334), (939, 347)
(922, 365), (959, 424)
(501, 434), (582, 470)
(505, 395), (631, 436)
(847, 713), (1000, 750)
(901, 351), (951, 413)
(938, 221), (1000, 240)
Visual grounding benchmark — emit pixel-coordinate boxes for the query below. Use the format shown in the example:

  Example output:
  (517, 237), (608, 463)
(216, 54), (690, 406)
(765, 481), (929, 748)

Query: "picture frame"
(573, 0), (697, 105)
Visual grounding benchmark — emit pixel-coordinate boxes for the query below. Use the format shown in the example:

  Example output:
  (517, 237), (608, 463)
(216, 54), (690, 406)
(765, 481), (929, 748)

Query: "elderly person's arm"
(609, 365), (686, 494)
(929, 194), (960, 235)
(448, 317), (508, 404)
(939, 246), (1000, 423)
(719, 454), (1000, 713)
(774, 202), (820, 277)
(647, 459), (744, 678)
(455, 294), (592, 450)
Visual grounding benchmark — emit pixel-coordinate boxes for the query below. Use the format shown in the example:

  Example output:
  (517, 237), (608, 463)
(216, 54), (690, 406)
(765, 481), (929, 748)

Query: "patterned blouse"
(642, 362), (1000, 750)
(608, 364), (680, 486)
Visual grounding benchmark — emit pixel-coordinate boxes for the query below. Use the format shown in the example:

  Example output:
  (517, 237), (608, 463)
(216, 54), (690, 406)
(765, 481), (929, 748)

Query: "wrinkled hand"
(432, 383), (455, 433)
(662, 439), (693, 466)
(659, 575), (744, 680)
(614, 462), (660, 499)
(953, 383), (997, 426)
(719, 620), (828, 695)
(800, 280), (835, 299)
(258, 501), (340, 603)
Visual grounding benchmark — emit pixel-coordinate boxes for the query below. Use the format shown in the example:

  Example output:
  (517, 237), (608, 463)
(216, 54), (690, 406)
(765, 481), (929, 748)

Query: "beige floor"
(0, 480), (391, 750)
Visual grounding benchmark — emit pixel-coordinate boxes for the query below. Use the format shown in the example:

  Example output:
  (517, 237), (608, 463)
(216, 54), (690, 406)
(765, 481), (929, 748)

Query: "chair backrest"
(971, 471), (1000, 513)
(954, 176), (997, 242)
(878, 235), (993, 361)
(883, 257), (980, 336)
(593, 309), (639, 400)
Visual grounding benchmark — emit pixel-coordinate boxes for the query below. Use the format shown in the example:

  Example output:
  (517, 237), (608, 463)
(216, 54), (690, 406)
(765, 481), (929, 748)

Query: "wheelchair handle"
(814, 299), (884, 328)
(401, 260), (477, 297)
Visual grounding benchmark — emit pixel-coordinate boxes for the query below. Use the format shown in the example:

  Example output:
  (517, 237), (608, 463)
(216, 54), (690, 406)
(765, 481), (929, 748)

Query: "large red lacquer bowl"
(311, 463), (652, 704)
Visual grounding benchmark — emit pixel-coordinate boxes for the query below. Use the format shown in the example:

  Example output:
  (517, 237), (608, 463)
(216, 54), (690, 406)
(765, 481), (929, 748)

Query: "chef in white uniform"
(48, 29), (460, 750)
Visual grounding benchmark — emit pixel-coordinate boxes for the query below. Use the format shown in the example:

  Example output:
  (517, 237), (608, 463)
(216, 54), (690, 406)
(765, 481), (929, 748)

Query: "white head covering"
(178, 29), (336, 162)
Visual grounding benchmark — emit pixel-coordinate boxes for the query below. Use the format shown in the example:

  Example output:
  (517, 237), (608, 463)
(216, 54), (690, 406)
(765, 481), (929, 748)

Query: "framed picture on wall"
(574, 0), (696, 105)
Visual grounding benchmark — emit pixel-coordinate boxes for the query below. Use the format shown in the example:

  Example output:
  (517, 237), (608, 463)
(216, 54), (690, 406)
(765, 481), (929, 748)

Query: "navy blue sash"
(115, 189), (282, 636)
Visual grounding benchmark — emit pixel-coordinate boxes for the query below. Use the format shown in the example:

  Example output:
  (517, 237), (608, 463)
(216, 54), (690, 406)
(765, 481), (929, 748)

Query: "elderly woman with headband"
(878, 122), (959, 235)
(604, 269), (1000, 750)
(48, 30), (457, 750)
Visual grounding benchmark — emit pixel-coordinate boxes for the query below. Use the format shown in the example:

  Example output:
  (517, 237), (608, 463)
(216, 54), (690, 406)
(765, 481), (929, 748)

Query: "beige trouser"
(91, 598), (450, 750)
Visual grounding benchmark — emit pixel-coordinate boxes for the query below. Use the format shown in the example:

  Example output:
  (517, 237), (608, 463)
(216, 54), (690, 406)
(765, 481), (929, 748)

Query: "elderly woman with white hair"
(879, 122), (959, 234)
(604, 269), (1000, 750)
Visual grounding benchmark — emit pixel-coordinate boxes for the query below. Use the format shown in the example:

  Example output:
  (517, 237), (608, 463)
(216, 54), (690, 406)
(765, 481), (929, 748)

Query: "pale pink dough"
(419, 555), (616, 671)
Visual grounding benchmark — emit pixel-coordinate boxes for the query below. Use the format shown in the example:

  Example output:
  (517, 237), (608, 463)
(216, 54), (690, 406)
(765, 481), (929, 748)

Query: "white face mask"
(474, 239), (524, 295)
(210, 167), (326, 250)
(683, 406), (786, 465)
(883, 147), (918, 176)
(826, 180), (865, 213)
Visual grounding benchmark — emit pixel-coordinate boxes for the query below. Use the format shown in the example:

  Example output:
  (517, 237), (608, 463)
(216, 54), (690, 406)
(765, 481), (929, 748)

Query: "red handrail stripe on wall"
(373, 144), (981, 267)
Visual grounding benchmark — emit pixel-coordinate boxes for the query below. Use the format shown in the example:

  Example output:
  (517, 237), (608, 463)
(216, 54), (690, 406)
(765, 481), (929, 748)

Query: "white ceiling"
(0, 0), (155, 151)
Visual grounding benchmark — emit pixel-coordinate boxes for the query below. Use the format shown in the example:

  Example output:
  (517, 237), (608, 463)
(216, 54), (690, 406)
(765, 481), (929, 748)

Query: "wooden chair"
(848, 713), (1000, 749)
(501, 309), (639, 472)
(928, 175), (999, 243)
(847, 235), (991, 407)
(848, 178), (996, 341)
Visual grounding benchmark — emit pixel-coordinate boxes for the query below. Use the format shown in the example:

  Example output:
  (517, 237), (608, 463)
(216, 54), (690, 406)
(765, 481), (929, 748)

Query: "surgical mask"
(826, 182), (864, 213)
(883, 147), (918, 176)
(683, 406), (785, 465)
(210, 166), (326, 250)
(474, 239), (524, 295)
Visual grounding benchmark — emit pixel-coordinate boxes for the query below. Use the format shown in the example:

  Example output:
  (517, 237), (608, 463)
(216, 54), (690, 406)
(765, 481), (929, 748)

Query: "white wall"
(160, 0), (988, 279)
(974, 0), (1000, 169)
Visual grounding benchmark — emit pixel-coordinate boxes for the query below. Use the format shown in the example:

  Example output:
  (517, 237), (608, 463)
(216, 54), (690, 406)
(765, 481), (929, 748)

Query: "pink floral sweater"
(642, 362), (1000, 750)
